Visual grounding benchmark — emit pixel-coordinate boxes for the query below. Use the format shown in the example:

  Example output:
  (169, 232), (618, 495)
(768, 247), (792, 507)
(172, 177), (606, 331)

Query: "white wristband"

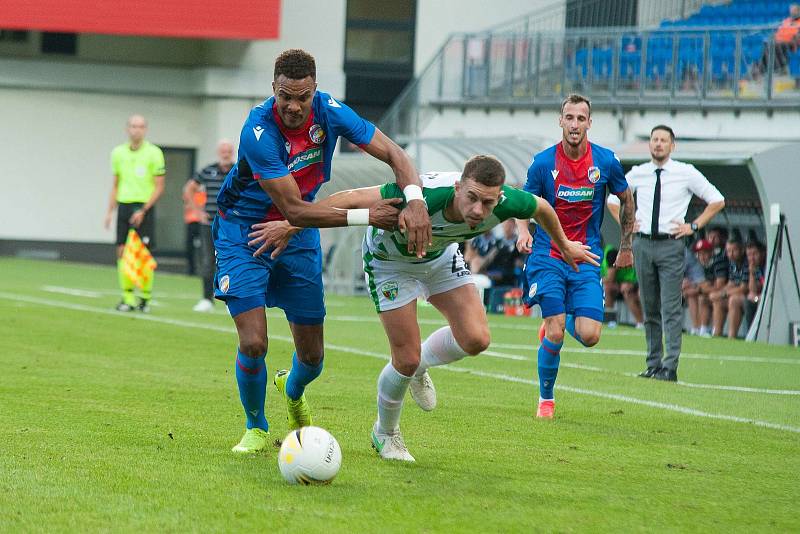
(346, 208), (370, 226)
(403, 184), (424, 203)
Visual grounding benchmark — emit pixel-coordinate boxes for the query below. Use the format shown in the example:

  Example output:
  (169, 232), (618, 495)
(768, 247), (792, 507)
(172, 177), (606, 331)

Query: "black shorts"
(116, 202), (156, 249)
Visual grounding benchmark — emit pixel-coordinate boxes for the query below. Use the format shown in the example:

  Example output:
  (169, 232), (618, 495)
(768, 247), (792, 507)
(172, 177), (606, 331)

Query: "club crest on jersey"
(528, 282), (538, 298)
(309, 124), (326, 144)
(556, 184), (594, 203)
(219, 275), (230, 294)
(587, 166), (600, 183)
(381, 281), (399, 301)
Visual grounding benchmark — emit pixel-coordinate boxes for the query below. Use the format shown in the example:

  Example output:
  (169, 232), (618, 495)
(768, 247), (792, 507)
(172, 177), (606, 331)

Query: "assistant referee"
(104, 114), (166, 312)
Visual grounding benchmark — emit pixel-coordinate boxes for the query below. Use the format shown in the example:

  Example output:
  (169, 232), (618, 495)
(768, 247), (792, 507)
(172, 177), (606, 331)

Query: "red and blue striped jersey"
(216, 90), (375, 246)
(524, 141), (627, 264)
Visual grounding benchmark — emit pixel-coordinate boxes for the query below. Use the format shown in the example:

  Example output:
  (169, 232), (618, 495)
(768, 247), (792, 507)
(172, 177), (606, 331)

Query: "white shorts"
(362, 242), (474, 312)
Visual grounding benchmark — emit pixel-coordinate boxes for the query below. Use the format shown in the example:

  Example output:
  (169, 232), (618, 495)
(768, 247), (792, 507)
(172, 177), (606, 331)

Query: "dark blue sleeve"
(323, 96), (376, 146)
(239, 123), (288, 181)
(523, 157), (542, 195)
(608, 151), (628, 195)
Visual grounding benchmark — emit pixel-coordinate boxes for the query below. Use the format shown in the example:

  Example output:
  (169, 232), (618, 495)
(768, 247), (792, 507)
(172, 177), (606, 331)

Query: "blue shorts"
(522, 255), (604, 321)
(212, 216), (325, 324)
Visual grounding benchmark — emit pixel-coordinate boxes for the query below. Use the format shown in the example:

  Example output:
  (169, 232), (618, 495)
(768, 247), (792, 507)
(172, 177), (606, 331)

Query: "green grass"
(0, 257), (798, 532)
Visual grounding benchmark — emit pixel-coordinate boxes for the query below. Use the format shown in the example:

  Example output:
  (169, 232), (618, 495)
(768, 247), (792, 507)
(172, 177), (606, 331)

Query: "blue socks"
(538, 337), (563, 400)
(286, 352), (323, 401)
(566, 314), (588, 346)
(235, 350), (268, 431)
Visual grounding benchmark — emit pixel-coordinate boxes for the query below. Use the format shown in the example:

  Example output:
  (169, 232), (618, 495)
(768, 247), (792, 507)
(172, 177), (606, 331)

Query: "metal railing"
(380, 24), (798, 143)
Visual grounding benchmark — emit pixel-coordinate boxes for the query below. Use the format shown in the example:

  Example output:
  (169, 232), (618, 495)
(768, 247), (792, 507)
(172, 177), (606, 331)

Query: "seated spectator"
(682, 240), (708, 336)
(744, 239), (767, 327)
(481, 220), (524, 287)
(710, 236), (748, 338)
(760, 4), (800, 75)
(706, 225), (728, 257)
(601, 245), (643, 328)
(687, 239), (726, 337)
(464, 230), (495, 274)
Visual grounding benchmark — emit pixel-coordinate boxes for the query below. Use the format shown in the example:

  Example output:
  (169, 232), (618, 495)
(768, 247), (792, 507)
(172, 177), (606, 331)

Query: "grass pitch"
(0, 258), (798, 532)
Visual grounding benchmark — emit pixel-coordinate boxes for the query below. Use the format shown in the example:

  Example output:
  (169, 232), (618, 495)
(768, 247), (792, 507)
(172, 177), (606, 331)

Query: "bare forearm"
(617, 190), (635, 250)
(693, 200), (725, 229)
(143, 178), (165, 212)
(317, 186), (383, 210)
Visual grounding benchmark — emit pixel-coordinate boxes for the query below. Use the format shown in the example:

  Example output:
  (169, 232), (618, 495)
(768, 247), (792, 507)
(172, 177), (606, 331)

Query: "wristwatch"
(690, 222), (699, 232)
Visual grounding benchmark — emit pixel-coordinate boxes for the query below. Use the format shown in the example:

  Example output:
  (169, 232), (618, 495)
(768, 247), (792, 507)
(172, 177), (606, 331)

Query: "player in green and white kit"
(249, 155), (598, 461)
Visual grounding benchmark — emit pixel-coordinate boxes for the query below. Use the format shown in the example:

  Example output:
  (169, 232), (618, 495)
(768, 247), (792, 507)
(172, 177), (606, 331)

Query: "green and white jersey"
(365, 171), (538, 263)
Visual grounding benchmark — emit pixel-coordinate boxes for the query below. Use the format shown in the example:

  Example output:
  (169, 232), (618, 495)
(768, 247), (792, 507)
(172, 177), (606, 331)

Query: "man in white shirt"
(608, 125), (725, 381)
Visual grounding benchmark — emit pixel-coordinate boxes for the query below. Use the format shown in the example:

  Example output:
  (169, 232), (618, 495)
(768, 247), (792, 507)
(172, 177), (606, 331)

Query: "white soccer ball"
(278, 426), (342, 485)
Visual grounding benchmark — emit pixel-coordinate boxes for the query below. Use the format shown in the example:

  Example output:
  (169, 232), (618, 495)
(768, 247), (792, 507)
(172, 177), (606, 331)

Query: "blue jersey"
(524, 141), (627, 264)
(216, 90), (376, 246)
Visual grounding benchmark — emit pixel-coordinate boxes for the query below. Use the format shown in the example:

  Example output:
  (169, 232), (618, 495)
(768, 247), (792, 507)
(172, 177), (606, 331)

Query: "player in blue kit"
(214, 49), (431, 453)
(516, 94), (635, 419)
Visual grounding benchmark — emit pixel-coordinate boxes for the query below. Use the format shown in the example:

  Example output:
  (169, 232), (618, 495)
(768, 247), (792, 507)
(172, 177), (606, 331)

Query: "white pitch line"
(483, 349), (800, 395)
(4, 291), (800, 434)
(490, 342), (800, 365)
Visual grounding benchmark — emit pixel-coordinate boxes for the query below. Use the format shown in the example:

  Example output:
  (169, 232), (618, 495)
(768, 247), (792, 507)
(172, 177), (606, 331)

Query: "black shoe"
(115, 301), (135, 312)
(654, 368), (677, 382)
(136, 298), (151, 313)
(638, 367), (659, 378)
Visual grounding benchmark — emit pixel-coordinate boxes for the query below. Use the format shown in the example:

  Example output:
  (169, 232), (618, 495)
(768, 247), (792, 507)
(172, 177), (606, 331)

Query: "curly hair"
(274, 49), (316, 81)
(462, 155), (505, 187)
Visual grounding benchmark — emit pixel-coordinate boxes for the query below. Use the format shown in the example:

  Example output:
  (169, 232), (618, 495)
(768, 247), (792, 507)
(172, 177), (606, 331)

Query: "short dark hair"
(651, 124), (675, 141)
(708, 226), (729, 240)
(274, 49), (316, 81)
(560, 94), (591, 115)
(462, 155), (505, 187)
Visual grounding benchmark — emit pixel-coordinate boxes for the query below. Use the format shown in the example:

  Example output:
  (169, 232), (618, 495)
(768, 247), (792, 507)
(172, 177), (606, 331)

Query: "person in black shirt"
(710, 237), (747, 338)
(183, 139), (235, 312)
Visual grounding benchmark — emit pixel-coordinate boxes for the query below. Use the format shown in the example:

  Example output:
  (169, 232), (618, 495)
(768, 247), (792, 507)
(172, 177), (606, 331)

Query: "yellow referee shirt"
(111, 141), (166, 204)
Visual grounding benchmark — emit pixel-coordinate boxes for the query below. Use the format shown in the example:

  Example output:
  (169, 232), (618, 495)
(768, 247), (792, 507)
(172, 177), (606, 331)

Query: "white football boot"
(409, 370), (437, 411)
(371, 422), (415, 462)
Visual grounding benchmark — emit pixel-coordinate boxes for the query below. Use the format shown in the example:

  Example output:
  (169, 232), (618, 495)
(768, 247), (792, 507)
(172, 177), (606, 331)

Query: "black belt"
(636, 232), (672, 241)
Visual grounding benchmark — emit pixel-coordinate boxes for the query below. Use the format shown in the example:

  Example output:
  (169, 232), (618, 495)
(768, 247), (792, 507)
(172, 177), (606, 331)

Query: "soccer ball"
(278, 426), (342, 485)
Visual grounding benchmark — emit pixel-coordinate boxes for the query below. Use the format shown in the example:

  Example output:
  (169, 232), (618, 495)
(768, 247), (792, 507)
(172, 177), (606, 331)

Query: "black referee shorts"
(116, 202), (156, 249)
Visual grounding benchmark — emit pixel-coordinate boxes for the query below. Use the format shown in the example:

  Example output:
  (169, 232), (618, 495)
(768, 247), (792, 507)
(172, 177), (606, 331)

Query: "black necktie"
(651, 168), (662, 236)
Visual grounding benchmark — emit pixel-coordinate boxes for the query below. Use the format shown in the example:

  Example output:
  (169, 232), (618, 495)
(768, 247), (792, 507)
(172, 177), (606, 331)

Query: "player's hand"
(103, 211), (113, 230)
(129, 209), (146, 228)
(368, 198), (403, 231)
(670, 220), (694, 239)
(248, 220), (299, 259)
(614, 248), (634, 268)
(398, 199), (431, 258)
(516, 228), (533, 254)
(560, 240), (600, 271)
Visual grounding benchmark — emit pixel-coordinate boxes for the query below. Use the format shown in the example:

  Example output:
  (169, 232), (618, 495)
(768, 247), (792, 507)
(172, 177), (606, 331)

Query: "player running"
(249, 155), (599, 461)
(214, 49), (431, 454)
(515, 94), (635, 419)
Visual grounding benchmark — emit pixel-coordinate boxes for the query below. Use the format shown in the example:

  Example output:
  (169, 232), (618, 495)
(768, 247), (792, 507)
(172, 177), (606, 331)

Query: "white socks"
(415, 326), (469, 377)
(376, 363), (412, 434)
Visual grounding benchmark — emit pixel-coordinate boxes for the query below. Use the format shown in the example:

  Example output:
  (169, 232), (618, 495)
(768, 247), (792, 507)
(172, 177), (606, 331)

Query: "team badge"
(528, 283), (538, 298)
(587, 166), (600, 183)
(219, 275), (230, 294)
(381, 281), (399, 301)
(309, 124), (326, 144)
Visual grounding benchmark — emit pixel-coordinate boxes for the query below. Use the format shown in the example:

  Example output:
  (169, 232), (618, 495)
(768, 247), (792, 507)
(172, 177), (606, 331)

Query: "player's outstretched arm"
(531, 196), (600, 271)
(362, 129), (431, 258)
(250, 179), (399, 258)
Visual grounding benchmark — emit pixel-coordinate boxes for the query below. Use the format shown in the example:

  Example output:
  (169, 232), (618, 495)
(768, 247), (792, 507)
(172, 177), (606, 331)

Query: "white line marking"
(41, 285), (103, 298)
(443, 367), (800, 434)
(490, 342), (800, 365)
(4, 291), (799, 434)
(484, 349), (800, 395)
